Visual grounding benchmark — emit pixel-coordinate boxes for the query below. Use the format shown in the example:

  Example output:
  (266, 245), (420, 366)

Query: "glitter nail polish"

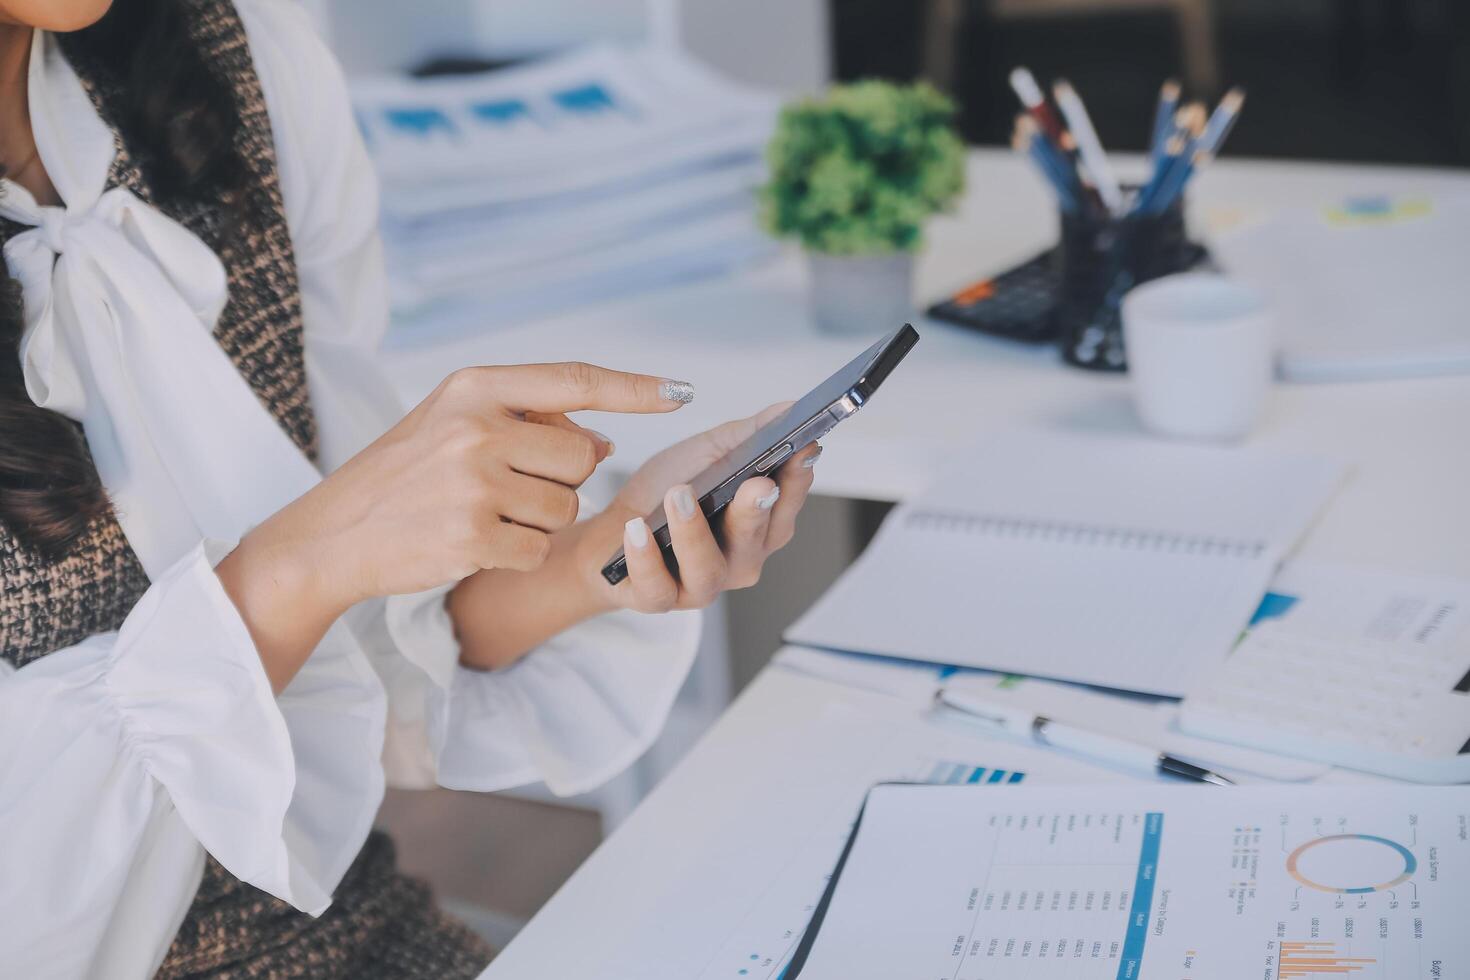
(659, 380), (695, 404)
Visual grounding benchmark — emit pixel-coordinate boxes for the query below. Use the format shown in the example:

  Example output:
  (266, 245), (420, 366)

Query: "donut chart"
(1286, 834), (1417, 894)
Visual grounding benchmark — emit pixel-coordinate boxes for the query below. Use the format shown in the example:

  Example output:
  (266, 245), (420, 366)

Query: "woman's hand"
(450, 404), (821, 670)
(217, 361), (690, 690)
(583, 403), (821, 612)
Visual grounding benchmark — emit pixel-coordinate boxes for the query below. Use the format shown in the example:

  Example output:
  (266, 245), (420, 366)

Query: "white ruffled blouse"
(0, 4), (700, 977)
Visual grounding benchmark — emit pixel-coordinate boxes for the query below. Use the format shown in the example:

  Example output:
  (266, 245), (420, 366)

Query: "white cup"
(1122, 272), (1275, 442)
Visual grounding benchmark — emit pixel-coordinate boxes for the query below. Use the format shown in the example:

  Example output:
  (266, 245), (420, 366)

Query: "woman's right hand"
(216, 361), (690, 690)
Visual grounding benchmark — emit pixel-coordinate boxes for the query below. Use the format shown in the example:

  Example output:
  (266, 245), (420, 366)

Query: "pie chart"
(1286, 834), (1416, 894)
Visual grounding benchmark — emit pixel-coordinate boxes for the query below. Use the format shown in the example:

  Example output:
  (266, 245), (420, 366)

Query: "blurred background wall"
(834, 0), (1470, 166)
(308, 0), (829, 93)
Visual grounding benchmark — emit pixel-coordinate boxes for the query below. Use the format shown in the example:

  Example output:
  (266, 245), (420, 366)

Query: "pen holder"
(1052, 191), (1195, 371)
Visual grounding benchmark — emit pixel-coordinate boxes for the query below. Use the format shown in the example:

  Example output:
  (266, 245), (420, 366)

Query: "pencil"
(1148, 79), (1181, 166)
(1145, 151), (1197, 215)
(1016, 115), (1079, 211)
(1196, 87), (1245, 157)
(1135, 132), (1186, 214)
(1053, 79), (1123, 215)
(1178, 102), (1207, 142)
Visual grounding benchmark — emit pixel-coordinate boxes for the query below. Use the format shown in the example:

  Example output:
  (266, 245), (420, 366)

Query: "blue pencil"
(1195, 88), (1245, 157)
(1030, 139), (1080, 211)
(1148, 79), (1181, 166)
(1145, 153), (1197, 215)
(1146, 92), (1244, 215)
(1014, 116), (1080, 211)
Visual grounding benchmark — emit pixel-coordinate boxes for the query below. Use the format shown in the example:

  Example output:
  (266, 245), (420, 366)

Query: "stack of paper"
(785, 430), (1346, 697)
(1212, 194), (1470, 381)
(351, 45), (779, 343)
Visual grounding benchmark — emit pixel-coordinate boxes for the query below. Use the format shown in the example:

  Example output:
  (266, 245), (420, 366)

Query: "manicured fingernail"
(800, 445), (823, 469)
(660, 380), (695, 405)
(671, 485), (697, 519)
(588, 429), (616, 457)
(624, 517), (649, 549)
(755, 486), (781, 511)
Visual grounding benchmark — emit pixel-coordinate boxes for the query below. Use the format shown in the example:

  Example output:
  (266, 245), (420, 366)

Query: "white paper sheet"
(786, 430), (1346, 697)
(1212, 194), (1470, 381)
(790, 783), (1470, 979)
(687, 701), (1128, 980)
(1249, 560), (1470, 651)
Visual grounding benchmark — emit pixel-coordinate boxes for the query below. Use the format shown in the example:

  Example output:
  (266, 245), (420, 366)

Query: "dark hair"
(0, 1), (246, 557)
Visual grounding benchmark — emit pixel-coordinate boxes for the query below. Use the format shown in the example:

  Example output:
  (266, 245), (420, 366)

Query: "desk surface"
(480, 657), (1141, 979)
(379, 152), (1470, 976)
(385, 151), (1470, 578)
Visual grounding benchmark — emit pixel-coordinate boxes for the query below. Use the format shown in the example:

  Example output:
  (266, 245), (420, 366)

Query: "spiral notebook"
(785, 431), (1345, 697)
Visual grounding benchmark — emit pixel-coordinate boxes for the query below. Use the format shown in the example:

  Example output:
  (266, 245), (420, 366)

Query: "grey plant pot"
(806, 251), (915, 335)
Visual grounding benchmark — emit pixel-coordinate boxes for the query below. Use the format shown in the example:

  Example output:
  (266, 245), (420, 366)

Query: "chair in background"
(923, 0), (1219, 97)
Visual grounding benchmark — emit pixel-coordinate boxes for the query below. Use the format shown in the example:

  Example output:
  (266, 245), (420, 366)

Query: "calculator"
(926, 242), (1211, 344)
(925, 249), (1060, 343)
(1180, 621), (1470, 783)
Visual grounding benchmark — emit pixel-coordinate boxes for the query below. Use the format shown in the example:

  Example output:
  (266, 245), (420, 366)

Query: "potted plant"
(761, 80), (966, 335)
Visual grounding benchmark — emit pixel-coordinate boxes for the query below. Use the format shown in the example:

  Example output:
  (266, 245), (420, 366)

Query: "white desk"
(385, 150), (1470, 577)
(375, 151), (1470, 976)
(481, 655), (1144, 979)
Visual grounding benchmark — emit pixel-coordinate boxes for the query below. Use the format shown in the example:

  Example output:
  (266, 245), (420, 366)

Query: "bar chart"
(1276, 941), (1376, 978)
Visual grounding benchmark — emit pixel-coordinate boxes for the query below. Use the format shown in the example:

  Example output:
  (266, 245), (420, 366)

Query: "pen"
(1052, 80), (1123, 215)
(933, 687), (1235, 786)
(1007, 66), (1067, 145)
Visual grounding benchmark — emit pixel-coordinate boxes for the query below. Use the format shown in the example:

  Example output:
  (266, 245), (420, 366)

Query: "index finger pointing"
(475, 362), (694, 415)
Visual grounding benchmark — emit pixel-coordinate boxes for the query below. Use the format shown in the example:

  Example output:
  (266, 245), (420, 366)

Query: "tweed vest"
(0, 5), (492, 975)
(0, 0), (316, 668)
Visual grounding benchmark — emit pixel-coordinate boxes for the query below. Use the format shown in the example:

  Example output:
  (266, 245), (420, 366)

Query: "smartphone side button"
(754, 442), (794, 472)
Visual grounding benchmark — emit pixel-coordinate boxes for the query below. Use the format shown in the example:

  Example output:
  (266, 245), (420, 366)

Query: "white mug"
(1122, 272), (1274, 442)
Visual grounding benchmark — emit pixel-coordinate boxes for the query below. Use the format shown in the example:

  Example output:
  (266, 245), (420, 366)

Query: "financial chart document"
(790, 785), (1469, 980)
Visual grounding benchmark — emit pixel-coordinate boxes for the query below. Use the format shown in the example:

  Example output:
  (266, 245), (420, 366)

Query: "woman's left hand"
(453, 402), (820, 670)
(579, 403), (820, 612)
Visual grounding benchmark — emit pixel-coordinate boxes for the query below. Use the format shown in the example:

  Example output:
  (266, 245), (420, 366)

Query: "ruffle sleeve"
(0, 540), (383, 977)
(346, 585), (701, 798)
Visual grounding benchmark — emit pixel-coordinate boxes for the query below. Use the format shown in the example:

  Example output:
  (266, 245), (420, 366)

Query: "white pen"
(934, 686), (1234, 786)
(1052, 80), (1124, 215)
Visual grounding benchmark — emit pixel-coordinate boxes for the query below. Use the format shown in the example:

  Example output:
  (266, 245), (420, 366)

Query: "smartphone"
(601, 323), (919, 585)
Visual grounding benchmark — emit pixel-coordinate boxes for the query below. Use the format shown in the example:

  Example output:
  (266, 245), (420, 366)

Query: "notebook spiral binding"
(903, 510), (1268, 559)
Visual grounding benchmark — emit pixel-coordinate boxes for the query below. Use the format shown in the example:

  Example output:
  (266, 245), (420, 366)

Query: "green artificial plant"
(761, 80), (966, 256)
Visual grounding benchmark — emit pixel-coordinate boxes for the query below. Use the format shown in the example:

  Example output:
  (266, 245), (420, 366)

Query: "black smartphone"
(601, 324), (919, 585)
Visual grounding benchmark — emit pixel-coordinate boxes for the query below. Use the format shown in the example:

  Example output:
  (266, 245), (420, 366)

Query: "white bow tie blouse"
(0, 4), (699, 977)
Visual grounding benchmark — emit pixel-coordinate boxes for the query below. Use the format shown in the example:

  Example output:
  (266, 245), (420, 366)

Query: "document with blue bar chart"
(785, 785), (1469, 979)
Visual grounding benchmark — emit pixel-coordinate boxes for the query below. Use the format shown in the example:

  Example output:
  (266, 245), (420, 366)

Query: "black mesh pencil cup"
(1051, 190), (1196, 371)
